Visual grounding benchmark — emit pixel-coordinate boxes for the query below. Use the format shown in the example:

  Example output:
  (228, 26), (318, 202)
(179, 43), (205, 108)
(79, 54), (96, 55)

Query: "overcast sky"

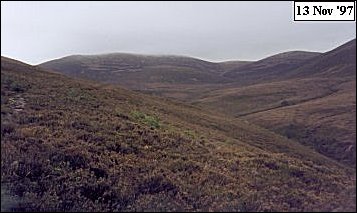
(1, 1), (356, 65)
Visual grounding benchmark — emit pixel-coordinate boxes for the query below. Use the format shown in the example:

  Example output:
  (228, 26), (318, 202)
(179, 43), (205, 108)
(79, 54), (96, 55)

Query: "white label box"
(294, 1), (356, 21)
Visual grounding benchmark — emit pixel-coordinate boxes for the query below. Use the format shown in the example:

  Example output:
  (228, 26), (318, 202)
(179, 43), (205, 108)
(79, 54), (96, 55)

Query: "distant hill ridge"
(41, 39), (356, 87)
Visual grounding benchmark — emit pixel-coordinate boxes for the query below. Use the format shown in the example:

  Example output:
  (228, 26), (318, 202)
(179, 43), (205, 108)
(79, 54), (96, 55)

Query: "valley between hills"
(1, 38), (356, 211)
(41, 38), (356, 167)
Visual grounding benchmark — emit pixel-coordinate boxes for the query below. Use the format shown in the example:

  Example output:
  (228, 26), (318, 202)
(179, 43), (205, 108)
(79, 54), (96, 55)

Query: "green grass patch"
(130, 110), (160, 129)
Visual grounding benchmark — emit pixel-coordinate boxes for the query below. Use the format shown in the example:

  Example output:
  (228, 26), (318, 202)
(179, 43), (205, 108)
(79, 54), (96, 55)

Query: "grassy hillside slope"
(243, 79), (356, 166)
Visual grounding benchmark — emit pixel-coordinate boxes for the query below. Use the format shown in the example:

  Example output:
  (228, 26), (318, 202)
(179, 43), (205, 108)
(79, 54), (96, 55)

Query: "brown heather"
(1, 39), (356, 212)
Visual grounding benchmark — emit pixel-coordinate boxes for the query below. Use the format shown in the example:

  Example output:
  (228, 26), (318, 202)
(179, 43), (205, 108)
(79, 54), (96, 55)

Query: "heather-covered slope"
(291, 39), (356, 78)
(222, 51), (321, 85)
(194, 39), (356, 167)
(40, 54), (232, 89)
(1, 57), (355, 211)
